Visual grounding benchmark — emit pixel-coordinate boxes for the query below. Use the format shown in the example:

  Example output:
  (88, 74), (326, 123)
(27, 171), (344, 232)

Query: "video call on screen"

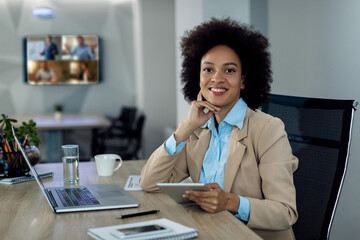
(26, 35), (100, 85)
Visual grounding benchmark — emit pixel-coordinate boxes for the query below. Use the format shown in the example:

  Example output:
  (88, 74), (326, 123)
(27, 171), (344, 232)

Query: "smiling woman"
(199, 45), (245, 122)
(180, 17), (272, 110)
(139, 18), (298, 240)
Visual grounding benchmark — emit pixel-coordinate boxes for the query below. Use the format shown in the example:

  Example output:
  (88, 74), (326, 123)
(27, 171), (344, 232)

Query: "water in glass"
(63, 156), (79, 183)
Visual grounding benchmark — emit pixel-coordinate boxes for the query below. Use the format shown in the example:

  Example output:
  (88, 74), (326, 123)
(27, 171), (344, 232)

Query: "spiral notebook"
(0, 171), (53, 185)
(87, 218), (198, 240)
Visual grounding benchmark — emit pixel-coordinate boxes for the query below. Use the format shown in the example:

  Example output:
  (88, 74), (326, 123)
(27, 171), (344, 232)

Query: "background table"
(0, 160), (261, 240)
(13, 114), (111, 162)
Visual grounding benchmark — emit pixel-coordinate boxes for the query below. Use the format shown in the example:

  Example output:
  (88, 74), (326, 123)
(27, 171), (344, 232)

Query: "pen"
(117, 210), (160, 219)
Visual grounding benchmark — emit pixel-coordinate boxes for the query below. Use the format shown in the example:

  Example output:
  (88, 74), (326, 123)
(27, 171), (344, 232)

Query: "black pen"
(117, 210), (160, 219)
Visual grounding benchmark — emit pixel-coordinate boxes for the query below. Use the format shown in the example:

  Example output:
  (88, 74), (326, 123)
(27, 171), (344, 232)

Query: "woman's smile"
(210, 87), (227, 95)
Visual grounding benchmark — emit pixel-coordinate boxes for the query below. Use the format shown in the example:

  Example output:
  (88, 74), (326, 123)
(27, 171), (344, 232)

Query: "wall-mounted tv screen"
(24, 35), (100, 85)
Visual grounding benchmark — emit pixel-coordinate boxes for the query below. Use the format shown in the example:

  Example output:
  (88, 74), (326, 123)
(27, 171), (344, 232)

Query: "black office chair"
(109, 107), (138, 136)
(117, 113), (146, 159)
(96, 113), (146, 160)
(261, 94), (358, 240)
(93, 107), (137, 155)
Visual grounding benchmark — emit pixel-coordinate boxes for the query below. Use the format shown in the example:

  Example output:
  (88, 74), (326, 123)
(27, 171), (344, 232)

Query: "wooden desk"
(13, 114), (111, 162)
(0, 161), (261, 240)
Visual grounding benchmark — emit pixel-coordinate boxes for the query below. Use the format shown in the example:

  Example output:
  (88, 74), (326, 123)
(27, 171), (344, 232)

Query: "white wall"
(136, 0), (176, 157)
(268, 1), (360, 238)
(250, 0), (268, 37)
(203, 0), (250, 23)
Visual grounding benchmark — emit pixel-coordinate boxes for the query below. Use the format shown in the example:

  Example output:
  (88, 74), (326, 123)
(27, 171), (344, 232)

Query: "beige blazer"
(140, 108), (298, 240)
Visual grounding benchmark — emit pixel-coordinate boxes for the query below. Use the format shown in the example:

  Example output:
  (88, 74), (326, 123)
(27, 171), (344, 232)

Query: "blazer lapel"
(223, 109), (250, 192)
(186, 128), (211, 183)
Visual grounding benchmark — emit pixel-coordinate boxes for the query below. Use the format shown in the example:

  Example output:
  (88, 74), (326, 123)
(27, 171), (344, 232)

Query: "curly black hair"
(180, 18), (272, 110)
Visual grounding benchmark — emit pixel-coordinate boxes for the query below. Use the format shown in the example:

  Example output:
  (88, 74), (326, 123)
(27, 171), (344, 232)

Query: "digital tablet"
(157, 183), (210, 204)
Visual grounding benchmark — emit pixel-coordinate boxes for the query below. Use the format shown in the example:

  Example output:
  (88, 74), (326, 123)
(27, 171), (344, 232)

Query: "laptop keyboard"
(55, 188), (100, 207)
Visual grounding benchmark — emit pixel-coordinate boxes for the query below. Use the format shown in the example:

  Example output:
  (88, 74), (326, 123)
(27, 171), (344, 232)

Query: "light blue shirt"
(165, 98), (250, 222)
(70, 44), (95, 60)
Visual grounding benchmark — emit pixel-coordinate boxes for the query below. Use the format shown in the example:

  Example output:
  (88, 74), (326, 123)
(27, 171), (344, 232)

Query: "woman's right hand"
(173, 92), (220, 144)
(187, 92), (220, 128)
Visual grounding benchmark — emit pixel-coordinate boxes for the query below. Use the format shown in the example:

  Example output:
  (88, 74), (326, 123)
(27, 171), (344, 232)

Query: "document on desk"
(124, 175), (142, 191)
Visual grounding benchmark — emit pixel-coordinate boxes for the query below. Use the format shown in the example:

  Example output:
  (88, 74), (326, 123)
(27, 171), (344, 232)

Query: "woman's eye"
(203, 68), (212, 73)
(225, 69), (235, 73)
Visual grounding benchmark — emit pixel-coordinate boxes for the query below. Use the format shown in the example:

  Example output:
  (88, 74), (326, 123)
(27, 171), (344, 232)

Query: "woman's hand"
(183, 183), (240, 214)
(173, 92), (220, 144)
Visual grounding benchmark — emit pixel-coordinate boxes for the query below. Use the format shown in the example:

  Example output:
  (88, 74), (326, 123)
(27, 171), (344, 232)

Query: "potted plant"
(54, 104), (63, 121)
(0, 114), (41, 177)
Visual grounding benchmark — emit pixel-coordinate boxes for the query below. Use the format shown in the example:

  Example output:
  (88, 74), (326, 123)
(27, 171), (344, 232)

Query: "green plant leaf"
(0, 113), (40, 147)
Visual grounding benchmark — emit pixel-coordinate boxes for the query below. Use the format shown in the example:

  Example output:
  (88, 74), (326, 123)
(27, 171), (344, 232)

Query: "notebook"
(0, 171), (53, 185)
(87, 218), (198, 240)
(12, 126), (140, 213)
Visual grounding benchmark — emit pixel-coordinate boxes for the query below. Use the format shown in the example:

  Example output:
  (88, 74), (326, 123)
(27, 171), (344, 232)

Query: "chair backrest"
(131, 114), (146, 158)
(118, 107), (137, 124)
(135, 114), (146, 137)
(113, 107), (137, 134)
(261, 94), (358, 240)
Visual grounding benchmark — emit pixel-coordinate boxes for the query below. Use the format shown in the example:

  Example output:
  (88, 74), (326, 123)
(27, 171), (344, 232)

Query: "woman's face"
(200, 45), (245, 111)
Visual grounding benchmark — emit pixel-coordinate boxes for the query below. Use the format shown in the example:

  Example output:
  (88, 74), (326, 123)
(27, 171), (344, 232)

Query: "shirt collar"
(201, 98), (247, 130)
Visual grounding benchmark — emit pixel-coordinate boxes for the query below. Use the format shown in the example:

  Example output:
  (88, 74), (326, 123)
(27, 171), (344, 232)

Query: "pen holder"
(0, 151), (30, 178)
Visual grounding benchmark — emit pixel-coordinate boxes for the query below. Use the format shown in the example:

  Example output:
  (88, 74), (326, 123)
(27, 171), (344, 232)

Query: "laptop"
(12, 126), (140, 213)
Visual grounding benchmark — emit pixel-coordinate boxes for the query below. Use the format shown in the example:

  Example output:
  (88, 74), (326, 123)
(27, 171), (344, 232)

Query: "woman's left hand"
(183, 183), (240, 213)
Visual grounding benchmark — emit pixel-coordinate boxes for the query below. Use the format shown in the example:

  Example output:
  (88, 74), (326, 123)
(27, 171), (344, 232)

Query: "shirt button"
(242, 215), (246, 219)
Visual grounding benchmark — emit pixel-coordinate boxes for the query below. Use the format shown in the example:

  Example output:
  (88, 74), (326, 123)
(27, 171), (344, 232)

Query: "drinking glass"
(62, 145), (79, 183)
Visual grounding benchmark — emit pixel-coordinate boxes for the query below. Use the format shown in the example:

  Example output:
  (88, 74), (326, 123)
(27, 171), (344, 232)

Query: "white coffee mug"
(94, 154), (123, 176)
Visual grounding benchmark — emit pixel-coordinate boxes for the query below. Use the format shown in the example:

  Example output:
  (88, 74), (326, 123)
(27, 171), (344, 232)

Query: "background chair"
(109, 106), (138, 136)
(261, 93), (358, 240)
(94, 110), (146, 160)
(92, 107), (138, 157)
